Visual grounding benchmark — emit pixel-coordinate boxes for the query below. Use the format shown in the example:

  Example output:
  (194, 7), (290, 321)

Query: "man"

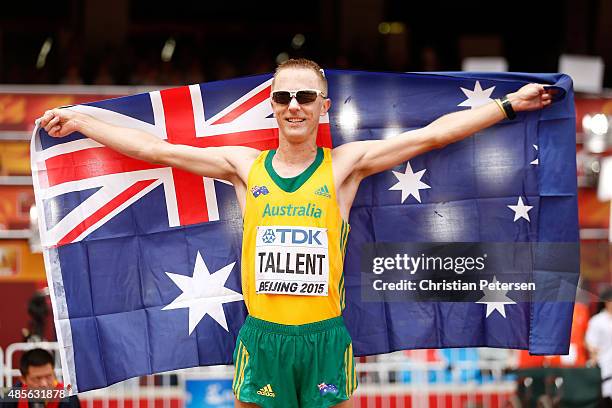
(3, 348), (80, 408)
(39, 58), (553, 407)
(586, 288), (612, 407)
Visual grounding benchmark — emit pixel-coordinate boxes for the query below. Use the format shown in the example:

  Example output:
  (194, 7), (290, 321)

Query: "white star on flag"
(458, 81), (495, 109)
(531, 144), (539, 165)
(476, 277), (516, 318)
(507, 196), (533, 222)
(389, 162), (431, 203)
(163, 251), (243, 335)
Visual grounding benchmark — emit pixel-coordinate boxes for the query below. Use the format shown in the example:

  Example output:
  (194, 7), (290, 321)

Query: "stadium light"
(584, 114), (611, 154)
(378, 22), (406, 35)
(291, 34), (305, 50)
(36, 37), (53, 69)
(161, 37), (176, 62)
(275, 52), (289, 65)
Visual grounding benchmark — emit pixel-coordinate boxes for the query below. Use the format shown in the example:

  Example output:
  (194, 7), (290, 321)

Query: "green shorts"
(232, 315), (357, 408)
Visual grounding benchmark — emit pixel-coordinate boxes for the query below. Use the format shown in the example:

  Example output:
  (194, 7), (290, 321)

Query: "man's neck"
(276, 142), (317, 163)
(273, 138), (318, 177)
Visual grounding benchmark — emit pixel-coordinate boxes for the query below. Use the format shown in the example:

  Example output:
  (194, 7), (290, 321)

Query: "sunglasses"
(271, 89), (326, 105)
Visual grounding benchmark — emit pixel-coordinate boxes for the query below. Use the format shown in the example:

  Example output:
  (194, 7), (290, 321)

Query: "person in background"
(586, 287), (612, 407)
(3, 349), (80, 408)
(22, 290), (50, 343)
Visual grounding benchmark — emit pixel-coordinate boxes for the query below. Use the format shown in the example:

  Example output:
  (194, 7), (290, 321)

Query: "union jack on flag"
(32, 70), (579, 394)
(33, 76), (331, 247)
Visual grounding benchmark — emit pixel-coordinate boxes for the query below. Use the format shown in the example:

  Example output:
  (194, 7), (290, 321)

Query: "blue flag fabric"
(31, 70), (578, 393)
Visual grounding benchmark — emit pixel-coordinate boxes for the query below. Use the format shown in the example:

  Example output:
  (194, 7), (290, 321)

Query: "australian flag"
(31, 70), (578, 393)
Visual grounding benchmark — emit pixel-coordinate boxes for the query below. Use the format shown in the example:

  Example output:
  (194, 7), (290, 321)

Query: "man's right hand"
(39, 108), (82, 138)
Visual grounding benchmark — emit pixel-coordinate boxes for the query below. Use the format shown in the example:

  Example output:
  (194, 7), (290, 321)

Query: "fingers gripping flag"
(31, 71), (578, 393)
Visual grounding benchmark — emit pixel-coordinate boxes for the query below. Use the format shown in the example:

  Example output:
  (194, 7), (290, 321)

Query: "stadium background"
(0, 0), (611, 407)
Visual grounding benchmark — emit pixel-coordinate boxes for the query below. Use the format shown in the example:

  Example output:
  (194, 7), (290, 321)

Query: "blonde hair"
(272, 58), (328, 95)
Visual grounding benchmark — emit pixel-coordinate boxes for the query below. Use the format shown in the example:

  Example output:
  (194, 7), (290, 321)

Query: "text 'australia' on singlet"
(241, 147), (349, 325)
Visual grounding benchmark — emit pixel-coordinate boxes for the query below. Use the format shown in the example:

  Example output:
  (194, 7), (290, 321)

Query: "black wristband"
(500, 95), (516, 120)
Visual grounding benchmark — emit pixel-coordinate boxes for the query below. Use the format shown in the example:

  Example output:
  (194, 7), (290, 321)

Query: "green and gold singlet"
(241, 147), (350, 325)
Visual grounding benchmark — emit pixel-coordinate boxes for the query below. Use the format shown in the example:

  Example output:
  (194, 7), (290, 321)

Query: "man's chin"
(281, 130), (312, 143)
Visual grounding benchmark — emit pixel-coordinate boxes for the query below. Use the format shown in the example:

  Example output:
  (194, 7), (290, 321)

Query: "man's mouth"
(286, 118), (305, 123)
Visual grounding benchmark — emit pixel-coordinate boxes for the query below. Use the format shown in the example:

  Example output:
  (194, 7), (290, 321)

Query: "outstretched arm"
(38, 108), (259, 183)
(333, 83), (554, 181)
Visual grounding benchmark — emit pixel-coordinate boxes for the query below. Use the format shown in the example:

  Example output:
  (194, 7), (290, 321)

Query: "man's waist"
(243, 314), (345, 335)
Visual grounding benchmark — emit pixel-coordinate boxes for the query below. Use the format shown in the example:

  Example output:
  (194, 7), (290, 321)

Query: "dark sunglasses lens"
(272, 91), (292, 104)
(295, 91), (318, 104)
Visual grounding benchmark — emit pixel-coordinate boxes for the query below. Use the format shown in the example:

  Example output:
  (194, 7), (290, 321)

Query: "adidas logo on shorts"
(257, 384), (276, 397)
(315, 185), (331, 198)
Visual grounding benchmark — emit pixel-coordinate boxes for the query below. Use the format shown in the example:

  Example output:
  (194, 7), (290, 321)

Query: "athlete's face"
(271, 68), (330, 144)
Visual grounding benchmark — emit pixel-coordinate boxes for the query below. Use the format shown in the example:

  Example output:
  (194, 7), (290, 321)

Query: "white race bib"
(255, 226), (329, 296)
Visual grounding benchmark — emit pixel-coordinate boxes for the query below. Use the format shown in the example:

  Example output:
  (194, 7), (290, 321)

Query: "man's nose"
(39, 378), (53, 388)
(288, 97), (301, 110)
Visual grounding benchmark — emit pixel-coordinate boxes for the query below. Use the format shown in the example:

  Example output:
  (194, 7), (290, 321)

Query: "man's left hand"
(507, 84), (556, 112)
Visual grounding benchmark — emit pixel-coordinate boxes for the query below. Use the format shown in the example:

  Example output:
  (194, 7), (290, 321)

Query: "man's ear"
(270, 98), (275, 116)
(321, 98), (331, 116)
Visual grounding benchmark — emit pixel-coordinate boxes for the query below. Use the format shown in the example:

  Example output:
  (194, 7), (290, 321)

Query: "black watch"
(500, 95), (516, 120)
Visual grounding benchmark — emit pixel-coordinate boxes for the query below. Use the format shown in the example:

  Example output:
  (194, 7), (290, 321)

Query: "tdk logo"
(264, 228), (322, 245)
(261, 229), (276, 244)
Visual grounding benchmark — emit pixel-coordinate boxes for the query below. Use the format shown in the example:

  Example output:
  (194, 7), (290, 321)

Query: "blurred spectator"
(129, 59), (159, 86)
(334, 55), (350, 69)
(585, 287), (612, 406)
(212, 58), (238, 80)
(21, 290), (50, 343)
(420, 46), (441, 72)
(93, 62), (115, 85)
(567, 301), (590, 366)
(5, 348), (80, 408)
(60, 65), (84, 85)
(183, 59), (206, 85)
(245, 46), (275, 75)
(158, 62), (183, 86)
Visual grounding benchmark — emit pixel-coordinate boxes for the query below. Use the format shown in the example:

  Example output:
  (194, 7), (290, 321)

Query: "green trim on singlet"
(264, 147), (324, 193)
(339, 219), (349, 310)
